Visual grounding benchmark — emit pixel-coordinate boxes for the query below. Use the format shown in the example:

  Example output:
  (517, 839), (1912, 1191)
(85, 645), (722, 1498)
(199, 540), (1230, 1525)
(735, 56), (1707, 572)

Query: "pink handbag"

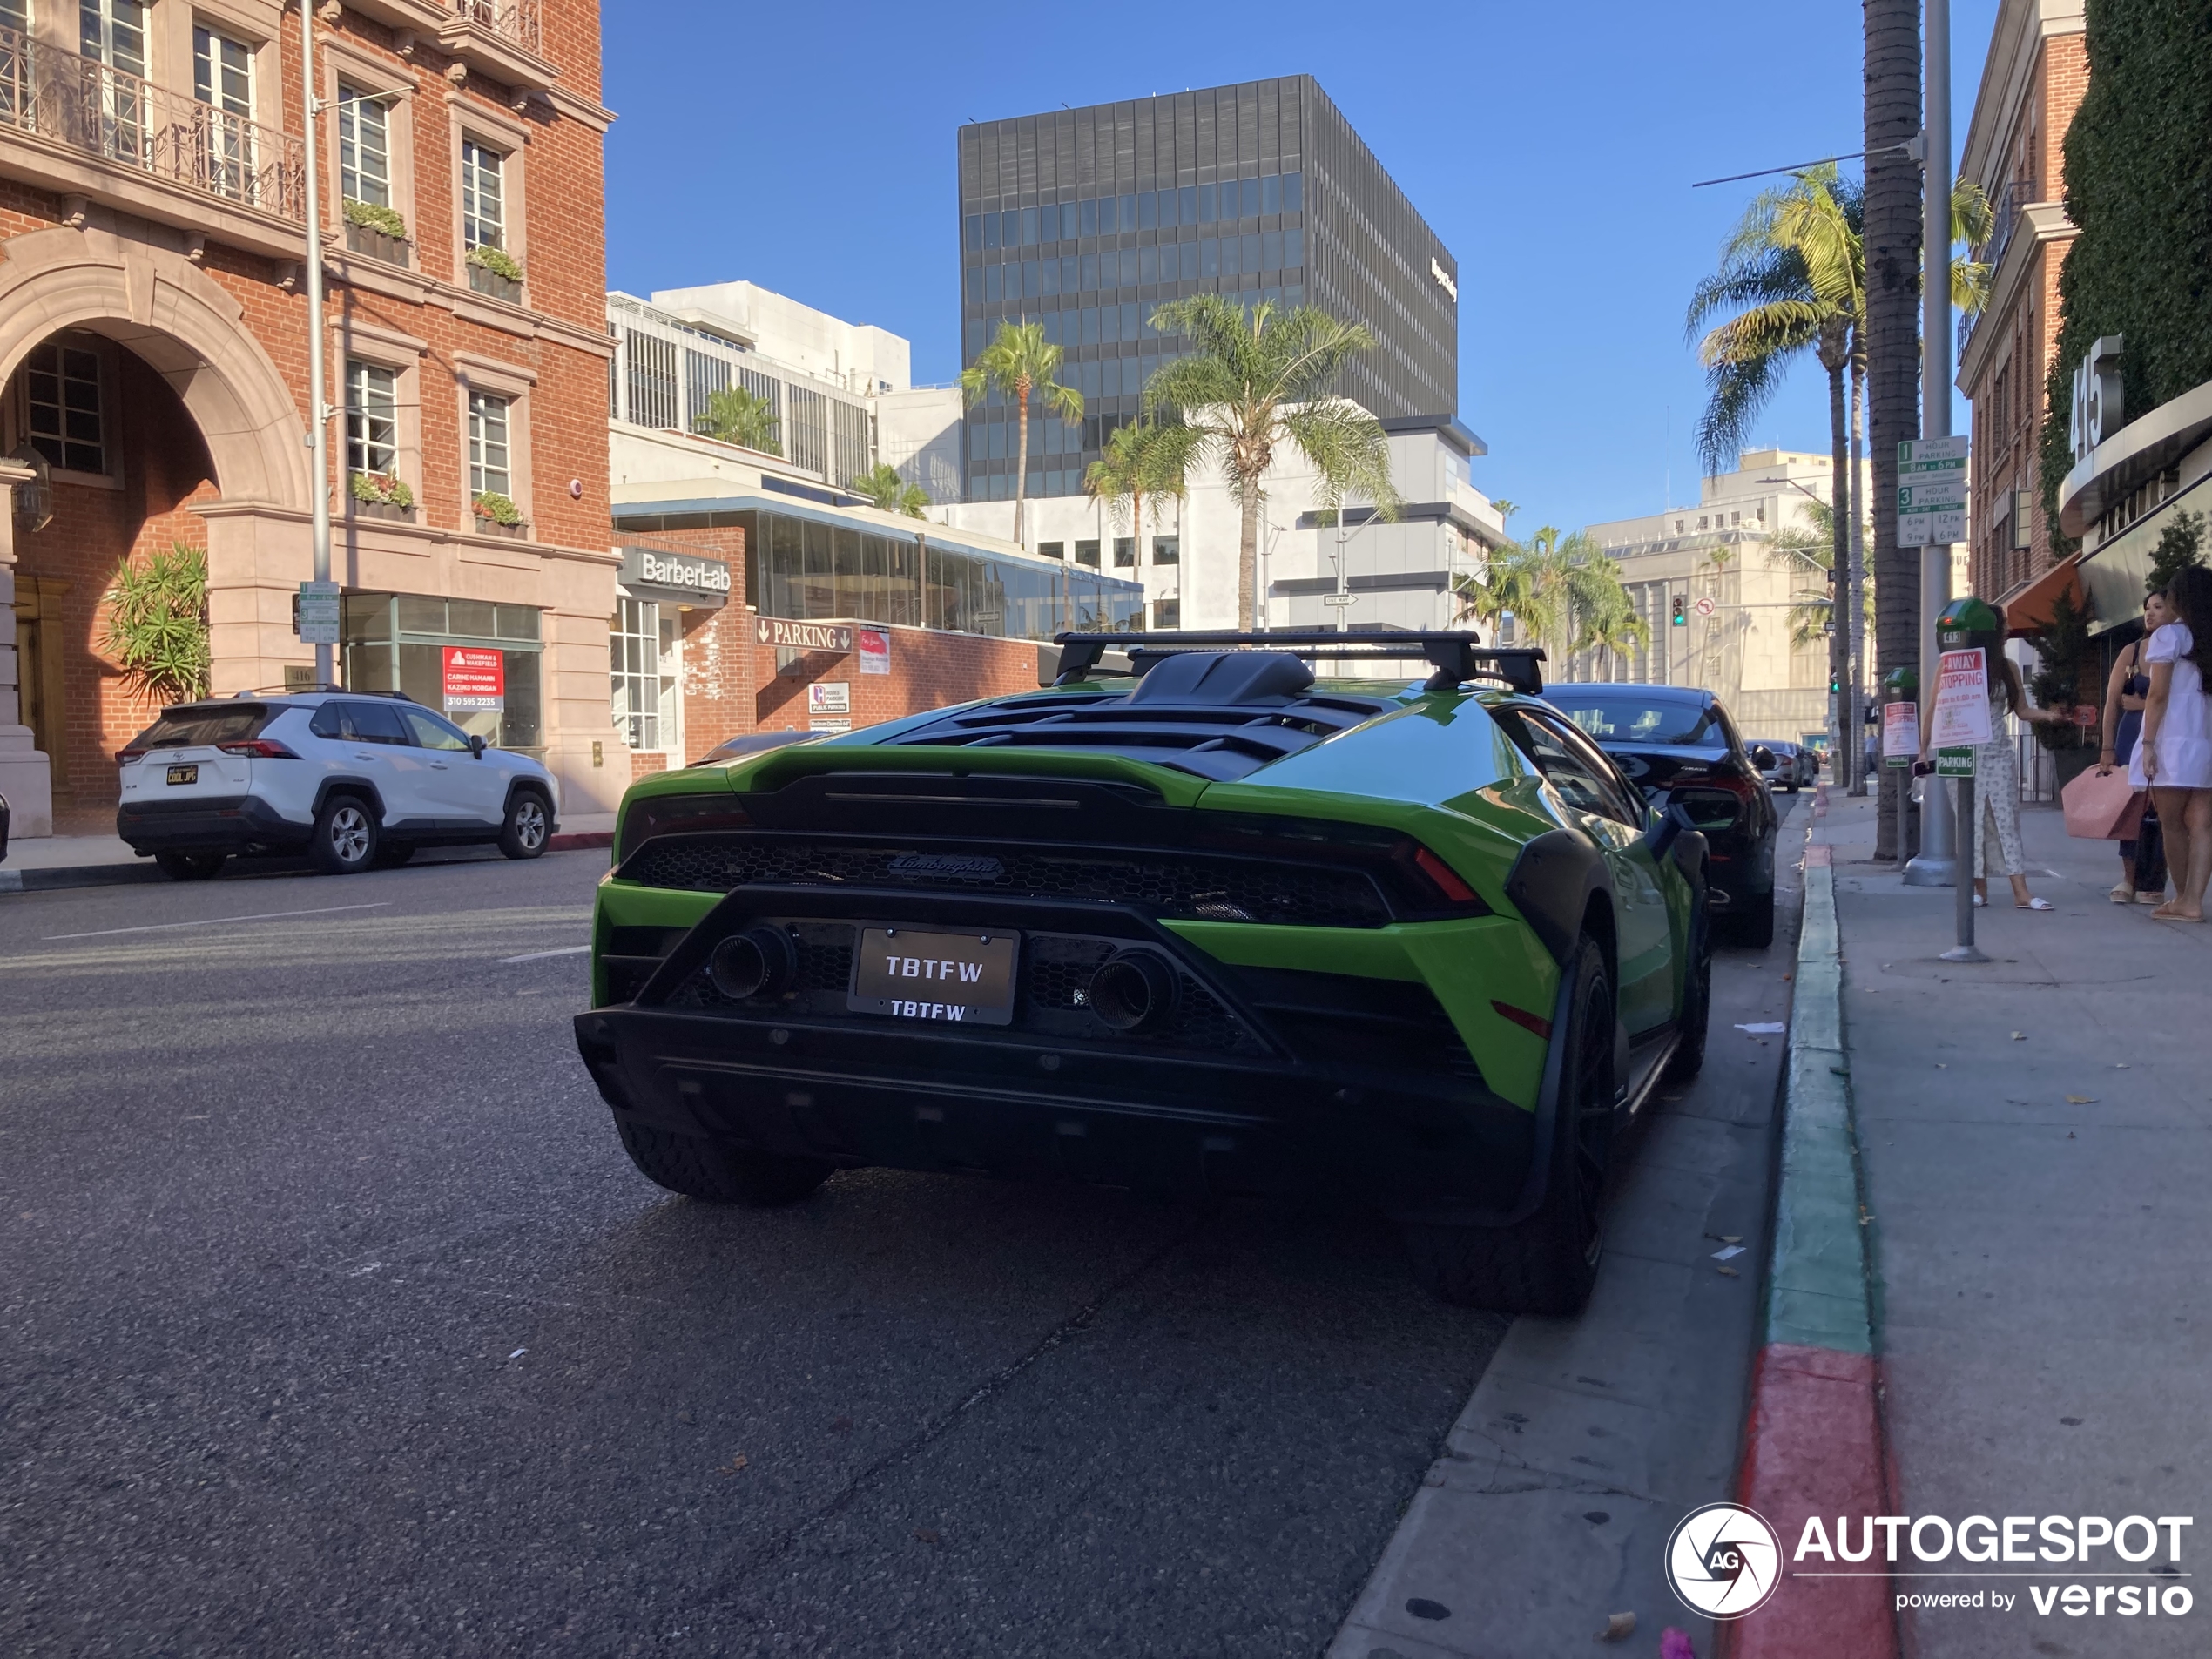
(2061, 763), (2147, 840)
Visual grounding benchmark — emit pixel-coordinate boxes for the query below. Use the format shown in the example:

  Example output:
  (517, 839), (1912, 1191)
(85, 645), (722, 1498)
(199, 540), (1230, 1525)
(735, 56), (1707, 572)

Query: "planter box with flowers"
(466, 245), (524, 305)
(348, 471), (415, 521)
(342, 199), (411, 268)
(472, 491), (527, 539)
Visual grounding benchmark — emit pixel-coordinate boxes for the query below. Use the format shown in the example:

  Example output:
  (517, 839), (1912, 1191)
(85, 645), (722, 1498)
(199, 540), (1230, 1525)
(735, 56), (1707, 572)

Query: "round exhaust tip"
(710, 926), (797, 1001)
(1088, 950), (1178, 1032)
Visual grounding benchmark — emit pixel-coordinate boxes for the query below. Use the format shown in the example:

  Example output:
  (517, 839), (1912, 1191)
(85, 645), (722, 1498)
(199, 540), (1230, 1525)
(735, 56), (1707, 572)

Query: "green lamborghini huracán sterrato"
(573, 632), (1712, 1314)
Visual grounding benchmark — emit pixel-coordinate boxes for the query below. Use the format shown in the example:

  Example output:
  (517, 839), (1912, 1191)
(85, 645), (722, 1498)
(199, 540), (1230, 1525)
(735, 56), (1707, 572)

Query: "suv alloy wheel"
(312, 794), (380, 875)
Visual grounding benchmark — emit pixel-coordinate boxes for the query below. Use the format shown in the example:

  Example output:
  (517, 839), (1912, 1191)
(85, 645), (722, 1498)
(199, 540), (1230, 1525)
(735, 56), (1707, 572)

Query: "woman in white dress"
(2134, 565), (2212, 921)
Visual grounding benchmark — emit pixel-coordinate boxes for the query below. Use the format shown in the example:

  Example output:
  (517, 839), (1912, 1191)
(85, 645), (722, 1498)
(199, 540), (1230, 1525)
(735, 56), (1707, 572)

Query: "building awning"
(2058, 377), (2212, 537)
(2000, 552), (2084, 636)
(2076, 469), (2212, 635)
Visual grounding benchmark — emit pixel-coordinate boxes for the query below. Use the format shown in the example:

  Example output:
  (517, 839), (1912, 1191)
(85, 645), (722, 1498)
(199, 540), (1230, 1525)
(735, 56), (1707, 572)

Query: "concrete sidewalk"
(1822, 791), (2209, 1656)
(1, 813), (616, 891)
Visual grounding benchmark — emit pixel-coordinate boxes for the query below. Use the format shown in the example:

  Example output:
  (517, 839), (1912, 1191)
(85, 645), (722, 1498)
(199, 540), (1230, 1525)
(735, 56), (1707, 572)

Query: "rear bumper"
(573, 886), (1548, 1219)
(116, 794), (311, 855)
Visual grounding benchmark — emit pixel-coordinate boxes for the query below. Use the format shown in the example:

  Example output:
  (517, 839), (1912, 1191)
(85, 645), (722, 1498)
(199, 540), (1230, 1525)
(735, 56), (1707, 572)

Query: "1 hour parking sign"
(1899, 436), (1969, 546)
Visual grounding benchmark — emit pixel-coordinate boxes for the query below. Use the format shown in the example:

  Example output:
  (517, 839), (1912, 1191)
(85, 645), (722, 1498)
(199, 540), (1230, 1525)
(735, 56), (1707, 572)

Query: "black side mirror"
(469, 734), (487, 758)
(1751, 746), (1777, 769)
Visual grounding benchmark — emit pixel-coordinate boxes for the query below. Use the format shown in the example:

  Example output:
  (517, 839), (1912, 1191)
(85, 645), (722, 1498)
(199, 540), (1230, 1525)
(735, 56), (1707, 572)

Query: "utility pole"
(299, 0), (334, 686)
(1865, 0), (1925, 863)
(1902, 0), (1957, 887)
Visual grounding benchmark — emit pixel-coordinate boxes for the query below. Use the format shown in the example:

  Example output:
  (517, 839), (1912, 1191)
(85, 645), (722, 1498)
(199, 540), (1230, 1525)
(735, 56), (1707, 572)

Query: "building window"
(1112, 536), (1135, 567)
(192, 24), (253, 198)
(1038, 540), (1064, 560)
(1151, 597), (1180, 630)
(345, 360), (397, 478)
(1074, 539), (1100, 568)
(468, 390), (511, 498)
(25, 340), (104, 475)
(81, 0), (145, 75)
(610, 595), (671, 751)
(338, 81), (390, 208)
(460, 138), (504, 251)
(1151, 536), (1179, 566)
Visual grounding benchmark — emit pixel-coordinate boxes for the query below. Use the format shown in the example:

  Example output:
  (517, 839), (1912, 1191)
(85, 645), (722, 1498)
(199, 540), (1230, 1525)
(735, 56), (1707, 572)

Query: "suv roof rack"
(1049, 630), (1547, 696)
(223, 685), (417, 701)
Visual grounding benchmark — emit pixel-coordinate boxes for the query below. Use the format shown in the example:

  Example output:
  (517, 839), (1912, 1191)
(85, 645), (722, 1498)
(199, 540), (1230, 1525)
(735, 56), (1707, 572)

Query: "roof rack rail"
(224, 685), (417, 700)
(1049, 630), (1548, 696)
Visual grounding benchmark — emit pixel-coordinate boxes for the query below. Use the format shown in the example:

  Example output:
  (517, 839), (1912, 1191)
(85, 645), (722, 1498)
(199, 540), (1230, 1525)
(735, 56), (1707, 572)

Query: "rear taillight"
(217, 738), (300, 759)
(116, 746), (147, 765)
(1413, 846), (1480, 905)
(617, 792), (752, 859)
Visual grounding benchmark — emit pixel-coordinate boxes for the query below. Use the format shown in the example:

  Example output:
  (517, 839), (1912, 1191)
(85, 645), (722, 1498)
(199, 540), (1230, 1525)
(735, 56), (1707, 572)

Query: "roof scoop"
(1127, 651), (1315, 705)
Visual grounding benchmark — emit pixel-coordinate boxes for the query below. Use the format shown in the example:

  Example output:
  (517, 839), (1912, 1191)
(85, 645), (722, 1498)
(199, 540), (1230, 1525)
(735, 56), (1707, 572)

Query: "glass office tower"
(956, 76), (1459, 503)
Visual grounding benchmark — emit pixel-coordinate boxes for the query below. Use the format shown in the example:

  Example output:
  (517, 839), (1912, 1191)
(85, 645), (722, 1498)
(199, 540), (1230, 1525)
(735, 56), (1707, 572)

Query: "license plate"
(165, 764), (199, 786)
(848, 927), (1018, 1025)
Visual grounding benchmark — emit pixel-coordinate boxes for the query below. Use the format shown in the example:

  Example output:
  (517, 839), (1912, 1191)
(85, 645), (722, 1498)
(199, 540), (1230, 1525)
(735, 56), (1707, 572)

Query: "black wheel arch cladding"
(1503, 828), (1615, 967)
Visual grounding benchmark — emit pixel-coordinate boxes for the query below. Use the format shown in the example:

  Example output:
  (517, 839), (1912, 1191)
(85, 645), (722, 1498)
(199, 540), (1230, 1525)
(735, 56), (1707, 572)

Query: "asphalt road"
(0, 809), (1798, 1657)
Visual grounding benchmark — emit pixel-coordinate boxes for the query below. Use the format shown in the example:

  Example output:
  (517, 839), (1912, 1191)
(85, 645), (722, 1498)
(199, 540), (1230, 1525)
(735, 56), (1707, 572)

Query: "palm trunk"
(1826, 359), (1851, 787)
(1865, 0), (1922, 860)
(1237, 475), (1259, 631)
(1847, 362), (1870, 795)
(1012, 381), (1032, 547)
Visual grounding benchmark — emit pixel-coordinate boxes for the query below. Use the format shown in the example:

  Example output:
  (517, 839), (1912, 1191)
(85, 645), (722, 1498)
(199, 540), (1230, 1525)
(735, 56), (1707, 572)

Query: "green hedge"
(2040, 0), (2212, 551)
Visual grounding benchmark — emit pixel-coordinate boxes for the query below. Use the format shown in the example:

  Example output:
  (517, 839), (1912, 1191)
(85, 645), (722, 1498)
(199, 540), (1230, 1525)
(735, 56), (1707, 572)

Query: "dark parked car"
(1541, 684), (1780, 946)
(1753, 739), (1817, 792)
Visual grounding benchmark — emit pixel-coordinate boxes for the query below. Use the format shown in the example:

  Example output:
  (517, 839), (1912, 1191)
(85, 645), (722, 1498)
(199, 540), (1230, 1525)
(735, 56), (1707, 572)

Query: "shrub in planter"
(466, 245), (523, 284)
(348, 470), (414, 509)
(344, 199), (408, 239)
(472, 490), (522, 527)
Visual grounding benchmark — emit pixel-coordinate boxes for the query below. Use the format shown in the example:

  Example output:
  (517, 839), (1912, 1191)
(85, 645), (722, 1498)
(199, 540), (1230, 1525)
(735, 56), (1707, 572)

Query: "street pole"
(299, 0), (333, 687)
(1902, 0), (1956, 888)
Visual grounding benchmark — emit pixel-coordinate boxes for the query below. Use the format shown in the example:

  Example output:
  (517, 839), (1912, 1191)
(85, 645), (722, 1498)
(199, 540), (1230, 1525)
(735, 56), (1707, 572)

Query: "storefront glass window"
(340, 590), (543, 752)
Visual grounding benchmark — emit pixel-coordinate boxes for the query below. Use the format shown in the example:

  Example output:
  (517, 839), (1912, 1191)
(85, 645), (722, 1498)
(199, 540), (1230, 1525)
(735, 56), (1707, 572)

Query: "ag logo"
(1666, 1502), (1781, 1619)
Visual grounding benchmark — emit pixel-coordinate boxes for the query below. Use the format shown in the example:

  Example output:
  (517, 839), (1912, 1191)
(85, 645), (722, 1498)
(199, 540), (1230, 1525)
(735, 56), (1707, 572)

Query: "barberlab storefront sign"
(618, 545), (732, 608)
(755, 617), (853, 653)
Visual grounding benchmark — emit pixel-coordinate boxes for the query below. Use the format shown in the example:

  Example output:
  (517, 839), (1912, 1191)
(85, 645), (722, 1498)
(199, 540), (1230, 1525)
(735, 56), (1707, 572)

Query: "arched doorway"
(0, 226), (310, 814)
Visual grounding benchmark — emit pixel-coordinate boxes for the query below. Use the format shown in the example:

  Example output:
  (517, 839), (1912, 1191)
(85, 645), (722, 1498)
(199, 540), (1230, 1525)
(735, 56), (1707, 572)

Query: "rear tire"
(1401, 939), (1613, 1315)
(498, 790), (550, 860)
(614, 1116), (833, 1205)
(311, 794), (379, 876)
(154, 850), (227, 881)
(1727, 882), (1777, 948)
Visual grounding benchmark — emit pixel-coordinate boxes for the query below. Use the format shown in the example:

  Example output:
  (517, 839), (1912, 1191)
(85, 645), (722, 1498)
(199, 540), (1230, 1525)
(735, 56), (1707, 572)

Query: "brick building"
(0, 0), (619, 838)
(1957, 0), (2086, 624)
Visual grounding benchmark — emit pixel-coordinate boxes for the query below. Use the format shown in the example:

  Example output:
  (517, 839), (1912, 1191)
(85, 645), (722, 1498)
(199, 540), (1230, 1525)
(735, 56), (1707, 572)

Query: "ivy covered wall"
(2039, 0), (2212, 545)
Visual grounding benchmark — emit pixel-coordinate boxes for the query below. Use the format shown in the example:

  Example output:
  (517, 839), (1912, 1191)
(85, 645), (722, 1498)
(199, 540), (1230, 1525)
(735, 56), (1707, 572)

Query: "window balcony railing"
(0, 25), (306, 223)
(450, 0), (543, 57)
(1981, 179), (2033, 272)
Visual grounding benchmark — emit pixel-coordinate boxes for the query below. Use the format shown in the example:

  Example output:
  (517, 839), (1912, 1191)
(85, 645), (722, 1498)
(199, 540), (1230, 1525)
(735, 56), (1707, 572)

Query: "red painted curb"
(1725, 1343), (1897, 1659)
(549, 831), (613, 852)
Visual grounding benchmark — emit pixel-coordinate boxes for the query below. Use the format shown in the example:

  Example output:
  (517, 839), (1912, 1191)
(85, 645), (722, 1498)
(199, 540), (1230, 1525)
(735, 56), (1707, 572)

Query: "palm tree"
(1452, 525), (1637, 667)
(852, 462), (930, 518)
(1143, 295), (1399, 630)
(1082, 418), (1197, 583)
(960, 321), (1083, 548)
(1689, 166), (1990, 793)
(696, 385), (780, 455)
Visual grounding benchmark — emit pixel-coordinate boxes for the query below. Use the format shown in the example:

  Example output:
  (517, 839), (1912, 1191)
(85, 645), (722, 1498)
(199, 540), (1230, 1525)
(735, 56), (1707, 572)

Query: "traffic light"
(1830, 671), (1841, 695)
(1671, 595), (1687, 627)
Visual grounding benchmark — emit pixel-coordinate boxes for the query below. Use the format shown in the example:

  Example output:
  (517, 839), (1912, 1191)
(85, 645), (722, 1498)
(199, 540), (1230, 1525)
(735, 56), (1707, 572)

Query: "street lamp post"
(1903, 0), (1959, 888)
(298, 0), (334, 687)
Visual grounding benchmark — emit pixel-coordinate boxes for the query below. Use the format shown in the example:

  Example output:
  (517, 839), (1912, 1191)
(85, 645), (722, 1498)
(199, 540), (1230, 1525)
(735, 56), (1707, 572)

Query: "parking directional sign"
(1898, 436), (1969, 547)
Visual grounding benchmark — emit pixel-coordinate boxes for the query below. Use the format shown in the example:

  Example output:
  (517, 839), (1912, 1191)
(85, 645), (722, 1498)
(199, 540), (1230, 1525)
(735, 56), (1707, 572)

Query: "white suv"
(116, 691), (560, 880)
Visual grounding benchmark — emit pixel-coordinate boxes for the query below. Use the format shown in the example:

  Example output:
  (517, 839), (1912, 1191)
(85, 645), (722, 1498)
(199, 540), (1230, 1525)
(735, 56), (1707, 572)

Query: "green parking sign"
(1935, 746), (1975, 778)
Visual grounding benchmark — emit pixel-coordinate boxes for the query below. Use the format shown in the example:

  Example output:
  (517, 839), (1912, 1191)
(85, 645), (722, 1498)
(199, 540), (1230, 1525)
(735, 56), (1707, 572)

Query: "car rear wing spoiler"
(1049, 631), (1547, 696)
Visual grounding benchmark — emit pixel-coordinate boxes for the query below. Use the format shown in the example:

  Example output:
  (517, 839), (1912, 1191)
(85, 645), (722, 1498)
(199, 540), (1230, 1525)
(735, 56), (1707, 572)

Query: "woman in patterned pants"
(1972, 613), (2067, 909)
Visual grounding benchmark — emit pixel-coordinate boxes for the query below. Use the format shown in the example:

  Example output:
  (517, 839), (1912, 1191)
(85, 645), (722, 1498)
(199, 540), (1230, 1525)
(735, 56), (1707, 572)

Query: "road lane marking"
(499, 944), (590, 963)
(45, 902), (391, 941)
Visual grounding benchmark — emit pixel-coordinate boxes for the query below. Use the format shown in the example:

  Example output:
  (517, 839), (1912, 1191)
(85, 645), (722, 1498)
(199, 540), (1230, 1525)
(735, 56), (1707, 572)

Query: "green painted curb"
(1762, 860), (1875, 1358)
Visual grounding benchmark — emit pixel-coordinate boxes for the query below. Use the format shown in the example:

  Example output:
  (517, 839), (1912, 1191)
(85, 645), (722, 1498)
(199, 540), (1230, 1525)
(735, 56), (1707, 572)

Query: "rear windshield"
(1549, 696), (1717, 747)
(129, 705), (271, 750)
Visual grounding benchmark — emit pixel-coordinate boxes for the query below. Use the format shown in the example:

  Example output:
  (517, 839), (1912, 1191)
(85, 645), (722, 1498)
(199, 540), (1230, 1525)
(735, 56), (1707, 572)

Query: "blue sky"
(606, 1), (1999, 535)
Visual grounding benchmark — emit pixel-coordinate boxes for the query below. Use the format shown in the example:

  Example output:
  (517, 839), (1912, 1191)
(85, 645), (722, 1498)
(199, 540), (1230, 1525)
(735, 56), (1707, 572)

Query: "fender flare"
(1502, 827), (1615, 968)
(311, 777), (388, 825)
